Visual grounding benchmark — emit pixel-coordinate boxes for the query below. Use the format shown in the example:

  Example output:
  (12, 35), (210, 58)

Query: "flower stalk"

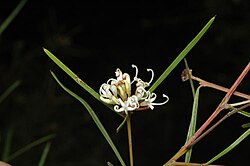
(127, 113), (133, 166)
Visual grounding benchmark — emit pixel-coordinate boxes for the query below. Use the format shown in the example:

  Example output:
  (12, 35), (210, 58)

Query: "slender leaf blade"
(6, 134), (56, 162)
(185, 86), (201, 162)
(0, 0), (28, 35)
(0, 80), (21, 104)
(1, 129), (13, 161)
(238, 110), (250, 118)
(206, 127), (250, 164)
(242, 123), (250, 128)
(51, 71), (126, 166)
(116, 114), (128, 133)
(43, 48), (99, 101)
(149, 16), (215, 92)
(38, 142), (51, 166)
(107, 162), (114, 166)
(43, 48), (113, 111)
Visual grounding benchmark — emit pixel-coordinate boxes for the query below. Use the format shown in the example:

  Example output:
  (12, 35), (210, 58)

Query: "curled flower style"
(99, 64), (169, 114)
(140, 93), (169, 110)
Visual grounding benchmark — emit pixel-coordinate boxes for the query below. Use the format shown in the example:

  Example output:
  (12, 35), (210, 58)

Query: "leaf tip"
(42, 47), (47, 52)
(211, 15), (216, 21)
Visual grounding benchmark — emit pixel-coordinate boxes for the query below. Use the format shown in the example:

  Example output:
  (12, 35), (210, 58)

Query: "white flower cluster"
(99, 65), (169, 114)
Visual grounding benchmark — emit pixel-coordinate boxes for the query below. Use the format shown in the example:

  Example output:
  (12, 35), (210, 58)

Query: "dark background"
(0, 1), (249, 166)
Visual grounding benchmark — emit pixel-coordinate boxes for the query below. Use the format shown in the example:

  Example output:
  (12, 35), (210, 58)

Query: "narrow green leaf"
(0, 0), (28, 35)
(242, 123), (250, 128)
(149, 16), (215, 92)
(38, 142), (51, 166)
(238, 110), (250, 118)
(43, 48), (99, 100)
(51, 71), (126, 166)
(0, 80), (21, 104)
(107, 162), (114, 166)
(1, 129), (13, 161)
(43, 48), (113, 111)
(206, 127), (250, 165)
(185, 86), (201, 162)
(5, 134), (56, 162)
(116, 114), (128, 133)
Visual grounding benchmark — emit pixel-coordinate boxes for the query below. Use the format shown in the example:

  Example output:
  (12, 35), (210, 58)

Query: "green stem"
(127, 113), (133, 166)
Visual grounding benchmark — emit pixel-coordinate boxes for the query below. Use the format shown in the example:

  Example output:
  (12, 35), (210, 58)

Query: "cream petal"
(100, 96), (116, 104)
(123, 73), (131, 97)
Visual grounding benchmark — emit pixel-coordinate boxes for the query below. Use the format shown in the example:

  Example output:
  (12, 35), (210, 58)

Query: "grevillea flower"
(99, 65), (169, 114)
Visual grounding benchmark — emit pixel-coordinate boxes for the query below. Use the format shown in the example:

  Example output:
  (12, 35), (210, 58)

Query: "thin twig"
(187, 62), (249, 146)
(191, 76), (250, 100)
(164, 62), (250, 165)
(190, 103), (250, 147)
(181, 68), (250, 100)
(229, 100), (250, 107)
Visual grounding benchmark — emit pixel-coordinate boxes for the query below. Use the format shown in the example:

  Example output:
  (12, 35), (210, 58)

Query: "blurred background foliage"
(0, 1), (249, 165)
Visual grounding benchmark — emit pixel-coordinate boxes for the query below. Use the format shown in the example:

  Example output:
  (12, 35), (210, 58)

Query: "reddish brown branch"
(164, 62), (250, 165)
(187, 62), (249, 146)
(182, 68), (250, 100)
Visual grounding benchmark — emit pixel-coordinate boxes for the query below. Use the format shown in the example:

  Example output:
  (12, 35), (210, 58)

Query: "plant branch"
(229, 100), (250, 107)
(190, 103), (250, 147)
(164, 62), (249, 165)
(190, 75), (250, 100)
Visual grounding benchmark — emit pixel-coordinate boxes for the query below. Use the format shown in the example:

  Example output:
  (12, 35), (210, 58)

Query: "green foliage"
(0, 0), (28, 35)
(4, 134), (55, 162)
(0, 81), (21, 104)
(51, 71), (126, 166)
(206, 128), (250, 164)
(43, 48), (114, 111)
(238, 111), (250, 118)
(1, 129), (13, 161)
(38, 142), (52, 166)
(185, 86), (202, 162)
(149, 17), (215, 92)
(0, 1), (55, 165)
